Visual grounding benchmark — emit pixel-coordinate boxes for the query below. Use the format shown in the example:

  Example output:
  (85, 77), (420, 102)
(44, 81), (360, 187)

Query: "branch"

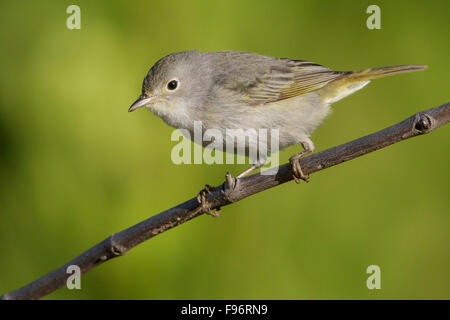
(2, 102), (449, 300)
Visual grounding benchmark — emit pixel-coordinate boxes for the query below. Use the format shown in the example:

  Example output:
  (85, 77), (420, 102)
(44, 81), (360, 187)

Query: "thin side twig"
(1, 102), (449, 300)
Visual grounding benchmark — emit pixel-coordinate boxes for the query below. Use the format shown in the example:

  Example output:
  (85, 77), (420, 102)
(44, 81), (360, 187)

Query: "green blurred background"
(0, 0), (448, 299)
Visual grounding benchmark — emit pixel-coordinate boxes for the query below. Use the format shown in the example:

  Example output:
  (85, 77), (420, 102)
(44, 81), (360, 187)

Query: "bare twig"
(1, 102), (449, 300)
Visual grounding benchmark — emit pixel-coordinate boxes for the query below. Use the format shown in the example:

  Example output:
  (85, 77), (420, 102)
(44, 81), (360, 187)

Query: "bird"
(129, 50), (426, 185)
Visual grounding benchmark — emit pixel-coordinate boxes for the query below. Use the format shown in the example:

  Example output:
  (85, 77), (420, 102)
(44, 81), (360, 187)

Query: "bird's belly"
(199, 92), (330, 152)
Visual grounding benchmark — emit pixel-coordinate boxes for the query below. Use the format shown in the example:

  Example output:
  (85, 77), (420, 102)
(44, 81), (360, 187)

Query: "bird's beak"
(128, 94), (156, 112)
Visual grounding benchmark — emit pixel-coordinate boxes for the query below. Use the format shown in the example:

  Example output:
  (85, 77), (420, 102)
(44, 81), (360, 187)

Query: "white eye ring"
(166, 79), (179, 91)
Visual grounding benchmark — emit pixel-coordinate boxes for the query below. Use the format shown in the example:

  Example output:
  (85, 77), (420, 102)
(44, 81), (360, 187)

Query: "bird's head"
(128, 50), (211, 120)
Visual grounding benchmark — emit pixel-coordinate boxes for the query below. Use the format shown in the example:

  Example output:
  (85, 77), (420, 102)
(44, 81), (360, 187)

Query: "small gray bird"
(129, 50), (426, 184)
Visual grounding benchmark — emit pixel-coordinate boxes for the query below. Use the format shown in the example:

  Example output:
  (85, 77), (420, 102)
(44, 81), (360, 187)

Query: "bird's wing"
(213, 51), (346, 106)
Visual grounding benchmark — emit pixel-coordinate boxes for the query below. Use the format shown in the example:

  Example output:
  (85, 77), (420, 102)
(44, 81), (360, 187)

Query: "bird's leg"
(236, 162), (263, 179)
(290, 138), (314, 184)
(223, 160), (264, 192)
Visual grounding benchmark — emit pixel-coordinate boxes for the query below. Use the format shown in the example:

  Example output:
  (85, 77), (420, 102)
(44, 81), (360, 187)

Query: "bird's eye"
(167, 80), (178, 90)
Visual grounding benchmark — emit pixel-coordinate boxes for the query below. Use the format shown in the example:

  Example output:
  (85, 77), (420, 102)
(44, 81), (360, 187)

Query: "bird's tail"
(342, 64), (427, 82)
(321, 64), (427, 103)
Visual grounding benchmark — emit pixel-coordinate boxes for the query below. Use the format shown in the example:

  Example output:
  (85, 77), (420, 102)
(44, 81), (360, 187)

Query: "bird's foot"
(289, 155), (310, 184)
(222, 171), (240, 203)
(225, 171), (241, 191)
(196, 171), (242, 217)
(197, 184), (221, 217)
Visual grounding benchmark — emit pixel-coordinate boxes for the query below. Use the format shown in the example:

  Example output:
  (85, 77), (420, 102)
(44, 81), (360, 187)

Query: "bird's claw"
(196, 171), (241, 217)
(225, 171), (237, 191)
(290, 157), (310, 184)
(197, 184), (221, 217)
(223, 171), (240, 203)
